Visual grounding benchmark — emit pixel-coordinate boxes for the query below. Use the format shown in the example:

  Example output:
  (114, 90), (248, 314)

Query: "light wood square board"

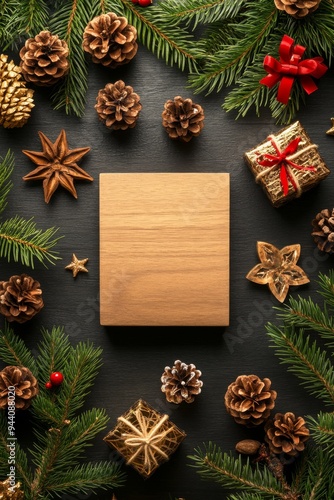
(99, 173), (230, 326)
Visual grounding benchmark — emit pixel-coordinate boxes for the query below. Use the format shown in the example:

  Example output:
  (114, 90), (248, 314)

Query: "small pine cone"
(83, 12), (138, 68)
(225, 374), (277, 427)
(0, 479), (24, 499)
(19, 30), (69, 86)
(161, 359), (203, 404)
(0, 274), (44, 323)
(274, 0), (321, 18)
(0, 54), (34, 128)
(162, 96), (204, 142)
(95, 80), (142, 130)
(264, 412), (310, 456)
(0, 365), (39, 410)
(311, 208), (334, 253)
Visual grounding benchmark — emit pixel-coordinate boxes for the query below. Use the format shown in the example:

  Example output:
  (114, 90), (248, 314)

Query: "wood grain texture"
(100, 173), (229, 326)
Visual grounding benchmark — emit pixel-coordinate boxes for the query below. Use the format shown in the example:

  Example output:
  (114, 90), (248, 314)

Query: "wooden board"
(99, 173), (230, 326)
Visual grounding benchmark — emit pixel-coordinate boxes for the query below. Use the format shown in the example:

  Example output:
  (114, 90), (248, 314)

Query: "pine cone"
(19, 30), (69, 86)
(162, 96), (205, 142)
(95, 81), (142, 130)
(264, 412), (310, 456)
(0, 479), (24, 499)
(0, 274), (44, 323)
(0, 365), (39, 410)
(224, 374), (277, 427)
(0, 54), (34, 128)
(311, 208), (334, 253)
(83, 12), (138, 68)
(274, 0), (321, 18)
(161, 359), (203, 404)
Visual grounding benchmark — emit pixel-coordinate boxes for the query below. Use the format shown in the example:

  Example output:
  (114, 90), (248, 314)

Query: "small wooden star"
(326, 118), (334, 136)
(65, 254), (89, 278)
(246, 241), (309, 303)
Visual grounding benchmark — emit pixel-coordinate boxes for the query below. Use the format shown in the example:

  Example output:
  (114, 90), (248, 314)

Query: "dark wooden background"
(1, 39), (334, 500)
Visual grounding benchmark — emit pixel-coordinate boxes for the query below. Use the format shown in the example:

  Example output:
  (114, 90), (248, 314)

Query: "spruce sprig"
(0, 325), (125, 499)
(0, 150), (61, 267)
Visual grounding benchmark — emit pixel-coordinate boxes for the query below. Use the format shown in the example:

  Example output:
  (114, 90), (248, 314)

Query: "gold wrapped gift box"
(104, 399), (186, 478)
(244, 121), (330, 207)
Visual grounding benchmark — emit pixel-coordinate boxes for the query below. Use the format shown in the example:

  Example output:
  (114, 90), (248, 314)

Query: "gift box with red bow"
(244, 121), (330, 207)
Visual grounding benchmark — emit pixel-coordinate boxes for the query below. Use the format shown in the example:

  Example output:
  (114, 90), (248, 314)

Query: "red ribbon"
(260, 35), (328, 104)
(257, 136), (316, 196)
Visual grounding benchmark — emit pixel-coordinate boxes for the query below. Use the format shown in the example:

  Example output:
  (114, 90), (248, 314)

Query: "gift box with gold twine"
(103, 399), (186, 478)
(244, 121), (330, 207)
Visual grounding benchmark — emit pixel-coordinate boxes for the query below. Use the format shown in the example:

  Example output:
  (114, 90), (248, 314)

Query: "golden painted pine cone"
(225, 374), (277, 427)
(19, 30), (69, 86)
(0, 274), (44, 323)
(95, 80), (142, 130)
(0, 365), (39, 410)
(264, 412), (310, 456)
(0, 54), (34, 128)
(83, 12), (138, 68)
(0, 478), (24, 499)
(162, 96), (205, 142)
(161, 359), (203, 404)
(274, 0), (321, 18)
(311, 208), (334, 254)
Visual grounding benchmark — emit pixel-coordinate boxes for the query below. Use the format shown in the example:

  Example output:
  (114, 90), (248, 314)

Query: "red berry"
(50, 371), (64, 386)
(138, 0), (152, 5)
(45, 381), (53, 390)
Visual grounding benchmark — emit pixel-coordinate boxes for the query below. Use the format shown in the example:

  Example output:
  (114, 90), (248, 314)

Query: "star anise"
(246, 241), (309, 302)
(22, 129), (93, 203)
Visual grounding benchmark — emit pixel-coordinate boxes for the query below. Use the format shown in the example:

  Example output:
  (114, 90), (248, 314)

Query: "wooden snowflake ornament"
(246, 241), (309, 302)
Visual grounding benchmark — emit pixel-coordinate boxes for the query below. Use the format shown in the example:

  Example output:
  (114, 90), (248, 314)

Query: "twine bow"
(260, 35), (328, 104)
(256, 135), (316, 196)
(119, 409), (173, 475)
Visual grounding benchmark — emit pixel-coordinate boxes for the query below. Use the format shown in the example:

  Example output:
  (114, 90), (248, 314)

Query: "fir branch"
(43, 461), (124, 495)
(120, 0), (202, 73)
(307, 412), (334, 453)
(189, 443), (287, 498)
(0, 150), (14, 217)
(300, 446), (334, 499)
(266, 323), (334, 405)
(0, 215), (61, 268)
(274, 295), (334, 346)
(49, 0), (97, 116)
(159, 0), (245, 29)
(317, 270), (334, 312)
(0, 322), (37, 373)
(188, 3), (278, 93)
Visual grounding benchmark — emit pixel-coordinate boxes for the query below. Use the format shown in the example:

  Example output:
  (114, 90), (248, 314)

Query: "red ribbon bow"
(260, 35), (328, 104)
(257, 136), (315, 196)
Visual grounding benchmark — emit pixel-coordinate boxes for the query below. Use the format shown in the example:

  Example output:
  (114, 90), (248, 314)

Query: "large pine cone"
(0, 478), (24, 499)
(225, 374), (277, 427)
(95, 80), (142, 130)
(162, 96), (205, 142)
(274, 0), (321, 18)
(19, 30), (69, 86)
(83, 12), (138, 68)
(0, 366), (39, 410)
(264, 412), (310, 456)
(0, 54), (34, 128)
(161, 359), (203, 404)
(0, 274), (44, 323)
(311, 208), (334, 253)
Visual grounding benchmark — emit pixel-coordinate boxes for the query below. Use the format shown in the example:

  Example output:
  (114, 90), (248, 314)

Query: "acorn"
(235, 439), (262, 455)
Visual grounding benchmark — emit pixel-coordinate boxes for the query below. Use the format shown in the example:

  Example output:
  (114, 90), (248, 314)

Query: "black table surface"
(1, 41), (334, 500)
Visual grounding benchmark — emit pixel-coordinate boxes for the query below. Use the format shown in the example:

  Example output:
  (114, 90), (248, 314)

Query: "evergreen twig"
(0, 325), (125, 499)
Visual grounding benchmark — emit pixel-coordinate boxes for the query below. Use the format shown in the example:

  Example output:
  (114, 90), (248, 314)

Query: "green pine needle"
(0, 323), (37, 372)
